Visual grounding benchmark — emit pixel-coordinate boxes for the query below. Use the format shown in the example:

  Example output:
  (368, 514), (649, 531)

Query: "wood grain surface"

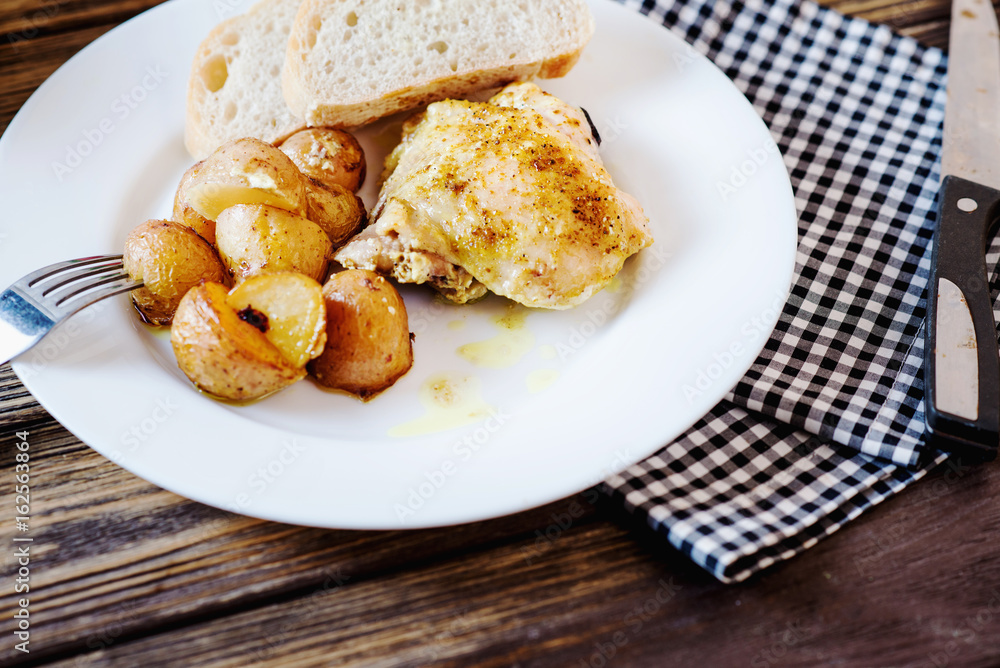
(3, 0), (1000, 666)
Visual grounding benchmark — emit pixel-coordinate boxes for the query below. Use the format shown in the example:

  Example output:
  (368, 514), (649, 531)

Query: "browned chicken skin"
(335, 82), (653, 309)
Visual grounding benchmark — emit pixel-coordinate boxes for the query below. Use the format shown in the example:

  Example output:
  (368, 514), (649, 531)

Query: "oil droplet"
(458, 307), (534, 369)
(604, 276), (623, 293)
(538, 344), (557, 361)
(527, 368), (559, 393)
(147, 325), (171, 340)
(388, 373), (492, 437)
(448, 319), (466, 331)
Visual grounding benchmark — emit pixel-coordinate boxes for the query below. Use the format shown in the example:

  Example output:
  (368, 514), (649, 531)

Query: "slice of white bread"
(185, 0), (306, 160)
(282, 0), (595, 128)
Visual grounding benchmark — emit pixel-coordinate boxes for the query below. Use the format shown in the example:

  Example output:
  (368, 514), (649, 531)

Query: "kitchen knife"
(924, 0), (1000, 461)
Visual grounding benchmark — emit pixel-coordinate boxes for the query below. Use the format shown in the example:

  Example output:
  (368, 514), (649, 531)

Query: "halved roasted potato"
(279, 128), (366, 193)
(183, 137), (308, 221)
(304, 179), (366, 248)
(308, 269), (413, 399)
(172, 160), (216, 243)
(171, 274), (326, 400)
(215, 203), (333, 283)
(228, 273), (327, 368)
(123, 219), (228, 325)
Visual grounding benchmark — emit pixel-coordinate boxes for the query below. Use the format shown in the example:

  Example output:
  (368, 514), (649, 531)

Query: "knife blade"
(924, 0), (1000, 461)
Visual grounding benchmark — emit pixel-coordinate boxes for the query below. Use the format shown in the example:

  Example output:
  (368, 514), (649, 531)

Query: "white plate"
(0, 0), (796, 528)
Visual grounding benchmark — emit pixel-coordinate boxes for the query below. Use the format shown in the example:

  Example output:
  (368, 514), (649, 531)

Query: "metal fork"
(0, 255), (142, 365)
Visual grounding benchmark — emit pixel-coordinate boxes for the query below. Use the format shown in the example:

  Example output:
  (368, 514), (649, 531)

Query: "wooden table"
(3, 0), (999, 666)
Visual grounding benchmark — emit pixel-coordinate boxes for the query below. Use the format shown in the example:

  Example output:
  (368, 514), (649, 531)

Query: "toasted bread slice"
(185, 0), (306, 160)
(282, 0), (594, 128)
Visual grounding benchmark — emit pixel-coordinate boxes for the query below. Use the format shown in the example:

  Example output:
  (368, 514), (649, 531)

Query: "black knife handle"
(924, 176), (1000, 462)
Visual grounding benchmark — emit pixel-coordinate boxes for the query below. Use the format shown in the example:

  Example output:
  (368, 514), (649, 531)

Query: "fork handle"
(0, 290), (54, 365)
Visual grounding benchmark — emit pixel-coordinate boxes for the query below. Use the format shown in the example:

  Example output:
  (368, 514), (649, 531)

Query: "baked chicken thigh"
(335, 82), (653, 309)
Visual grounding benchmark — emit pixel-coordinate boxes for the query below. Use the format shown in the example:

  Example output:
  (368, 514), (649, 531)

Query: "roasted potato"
(304, 178), (366, 247)
(228, 273), (327, 368)
(183, 137), (308, 221)
(279, 128), (366, 193)
(123, 219), (228, 325)
(171, 274), (326, 400)
(308, 269), (413, 399)
(215, 203), (333, 283)
(172, 160), (216, 243)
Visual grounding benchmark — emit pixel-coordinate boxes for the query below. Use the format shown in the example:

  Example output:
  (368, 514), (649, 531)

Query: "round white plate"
(0, 0), (796, 528)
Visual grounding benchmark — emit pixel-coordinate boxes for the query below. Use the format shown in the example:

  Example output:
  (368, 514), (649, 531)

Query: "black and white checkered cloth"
(602, 0), (999, 582)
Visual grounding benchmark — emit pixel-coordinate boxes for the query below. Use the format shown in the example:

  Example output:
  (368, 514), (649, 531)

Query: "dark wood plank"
(40, 457), (1000, 668)
(0, 365), (47, 426)
(0, 0), (165, 42)
(822, 0), (952, 47)
(31, 457), (1000, 668)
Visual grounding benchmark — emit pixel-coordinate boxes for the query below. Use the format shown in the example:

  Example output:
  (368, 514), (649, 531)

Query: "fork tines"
(20, 255), (140, 314)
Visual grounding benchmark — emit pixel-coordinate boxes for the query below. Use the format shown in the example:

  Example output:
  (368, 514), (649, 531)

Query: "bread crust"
(185, 0), (306, 160)
(281, 0), (594, 128)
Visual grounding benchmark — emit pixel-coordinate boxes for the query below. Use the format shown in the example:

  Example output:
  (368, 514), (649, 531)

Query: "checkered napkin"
(602, 0), (991, 582)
